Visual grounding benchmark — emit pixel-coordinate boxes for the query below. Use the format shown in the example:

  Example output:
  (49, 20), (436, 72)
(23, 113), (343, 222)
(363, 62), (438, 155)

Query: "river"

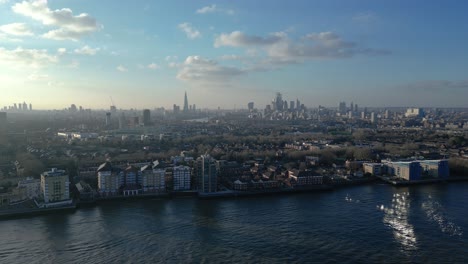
(1, 183), (467, 263)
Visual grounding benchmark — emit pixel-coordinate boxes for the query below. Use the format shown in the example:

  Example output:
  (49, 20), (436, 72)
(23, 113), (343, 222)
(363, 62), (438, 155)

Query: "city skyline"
(1, 0), (468, 109)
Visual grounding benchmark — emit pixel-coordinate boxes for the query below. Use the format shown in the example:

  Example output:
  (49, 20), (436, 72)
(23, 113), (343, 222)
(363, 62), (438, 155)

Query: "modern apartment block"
(173, 165), (191, 191)
(40, 168), (71, 206)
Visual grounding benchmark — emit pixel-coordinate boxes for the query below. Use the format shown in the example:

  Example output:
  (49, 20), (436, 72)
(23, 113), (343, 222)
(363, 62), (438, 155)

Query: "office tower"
(173, 104), (180, 114)
(385, 109), (390, 119)
(197, 154), (217, 193)
(192, 104), (196, 112)
(296, 99), (300, 110)
(143, 109), (151, 126)
(110, 105), (117, 113)
(274, 92), (283, 111)
(13, 103), (17, 110)
(283, 100), (288, 110)
(22, 102), (27, 111)
(18, 103), (22, 110)
(248, 102), (254, 111)
(70, 104), (77, 113)
(29, 104), (32, 111)
(354, 104), (358, 113)
(370, 112), (376, 123)
(40, 168), (70, 204)
(290, 101), (295, 110)
(105, 112), (111, 126)
(183, 91), (189, 113)
(350, 102), (354, 112)
(339, 102), (346, 114)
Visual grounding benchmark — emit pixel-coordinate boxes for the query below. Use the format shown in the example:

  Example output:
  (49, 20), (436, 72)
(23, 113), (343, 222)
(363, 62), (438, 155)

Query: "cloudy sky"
(1, 0), (467, 110)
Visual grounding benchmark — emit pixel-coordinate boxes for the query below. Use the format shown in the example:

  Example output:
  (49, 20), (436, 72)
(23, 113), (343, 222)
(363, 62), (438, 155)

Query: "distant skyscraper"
(370, 112), (376, 123)
(296, 99), (300, 110)
(354, 104), (358, 113)
(110, 105), (117, 113)
(29, 103), (32, 111)
(339, 102), (346, 114)
(18, 103), (22, 110)
(197, 154), (217, 193)
(119, 113), (126, 129)
(350, 102), (354, 112)
(183, 91), (189, 113)
(105, 112), (111, 126)
(290, 101), (295, 110)
(248, 102), (254, 111)
(22, 102), (27, 111)
(274, 92), (283, 111)
(143, 109), (151, 126)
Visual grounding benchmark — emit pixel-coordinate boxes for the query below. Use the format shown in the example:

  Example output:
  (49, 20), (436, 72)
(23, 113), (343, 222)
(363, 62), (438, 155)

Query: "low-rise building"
(419, 160), (449, 178)
(17, 177), (41, 199)
(363, 163), (383, 176)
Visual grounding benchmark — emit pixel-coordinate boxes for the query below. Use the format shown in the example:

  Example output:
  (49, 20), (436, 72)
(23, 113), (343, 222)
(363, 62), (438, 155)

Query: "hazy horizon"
(1, 0), (468, 109)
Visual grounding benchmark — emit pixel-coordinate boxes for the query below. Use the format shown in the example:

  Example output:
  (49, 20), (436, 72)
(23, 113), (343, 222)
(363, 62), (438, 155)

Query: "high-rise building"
(350, 102), (354, 112)
(290, 101), (295, 110)
(196, 155), (217, 193)
(143, 109), (151, 126)
(274, 92), (283, 111)
(105, 112), (111, 126)
(354, 104), (358, 113)
(22, 102), (27, 111)
(110, 105), (117, 113)
(40, 168), (70, 205)
(339, 102), (346, 114)
(370, 112), (376, 123)
(183, 91), (189, 113)
(296, 99), (300, 110)
(248, 102), (254, 111)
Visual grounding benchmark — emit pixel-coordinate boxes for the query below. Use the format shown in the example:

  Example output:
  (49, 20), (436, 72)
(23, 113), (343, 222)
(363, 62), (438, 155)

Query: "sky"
(0, 0), (468, 110)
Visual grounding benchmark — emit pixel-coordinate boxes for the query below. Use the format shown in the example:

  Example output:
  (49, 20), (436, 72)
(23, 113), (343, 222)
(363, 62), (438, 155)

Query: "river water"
(1, 183), (467, 263)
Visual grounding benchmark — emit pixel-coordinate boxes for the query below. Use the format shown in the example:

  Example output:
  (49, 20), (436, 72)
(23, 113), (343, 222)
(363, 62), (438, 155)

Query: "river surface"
(1, 183), (467, 263)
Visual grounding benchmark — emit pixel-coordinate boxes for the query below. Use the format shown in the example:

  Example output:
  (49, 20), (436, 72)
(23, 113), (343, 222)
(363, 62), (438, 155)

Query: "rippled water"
(1, 183), (468, 263)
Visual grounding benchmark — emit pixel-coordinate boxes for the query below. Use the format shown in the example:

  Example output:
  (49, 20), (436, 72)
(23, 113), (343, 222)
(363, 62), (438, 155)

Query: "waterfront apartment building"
(141, 164), (166, 192)
(288, 170), (323, 186)
(173, 165), (191, 191)
(17, 177), (41, 199)
(363, 163), (383, 176)
(97, 162), (121, 195)
(385, 161), (422, 181)
(40, 168), (70, 204)
(196, 155), (218, 193)
(419, 160), (449, 178)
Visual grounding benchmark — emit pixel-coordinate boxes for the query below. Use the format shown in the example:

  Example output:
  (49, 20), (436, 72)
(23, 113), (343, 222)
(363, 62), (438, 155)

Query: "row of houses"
(96, 161), (192, 196)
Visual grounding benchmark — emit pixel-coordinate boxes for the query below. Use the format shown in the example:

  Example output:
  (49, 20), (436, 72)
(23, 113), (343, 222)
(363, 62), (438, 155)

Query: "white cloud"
(215, 31), (390, 62)
(0, 46), (58, 69)
(27, 73), (49, 81)
(12, 0), (101, 41)
(178, 22), (201, 39)
(0, 33), (23, 42)
(215, 31), (284, 48)
(74, 45), (99, 55)
(177, 55), (244, 83)
(196, 4), (234, 15)
(0, 0), (9, 4)
(147, 63), (160, 70)
(57, 47), (67, 55)
(116, 65), (128, 72)
(0, 23), (33, 36)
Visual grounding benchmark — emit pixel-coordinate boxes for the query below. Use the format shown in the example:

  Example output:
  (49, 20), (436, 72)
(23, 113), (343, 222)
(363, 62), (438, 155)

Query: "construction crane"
(109, 96), (116, 112)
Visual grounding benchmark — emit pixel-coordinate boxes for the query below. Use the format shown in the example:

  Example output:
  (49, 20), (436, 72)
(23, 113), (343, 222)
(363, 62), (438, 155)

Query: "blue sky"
(0, 0), (467, 109)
